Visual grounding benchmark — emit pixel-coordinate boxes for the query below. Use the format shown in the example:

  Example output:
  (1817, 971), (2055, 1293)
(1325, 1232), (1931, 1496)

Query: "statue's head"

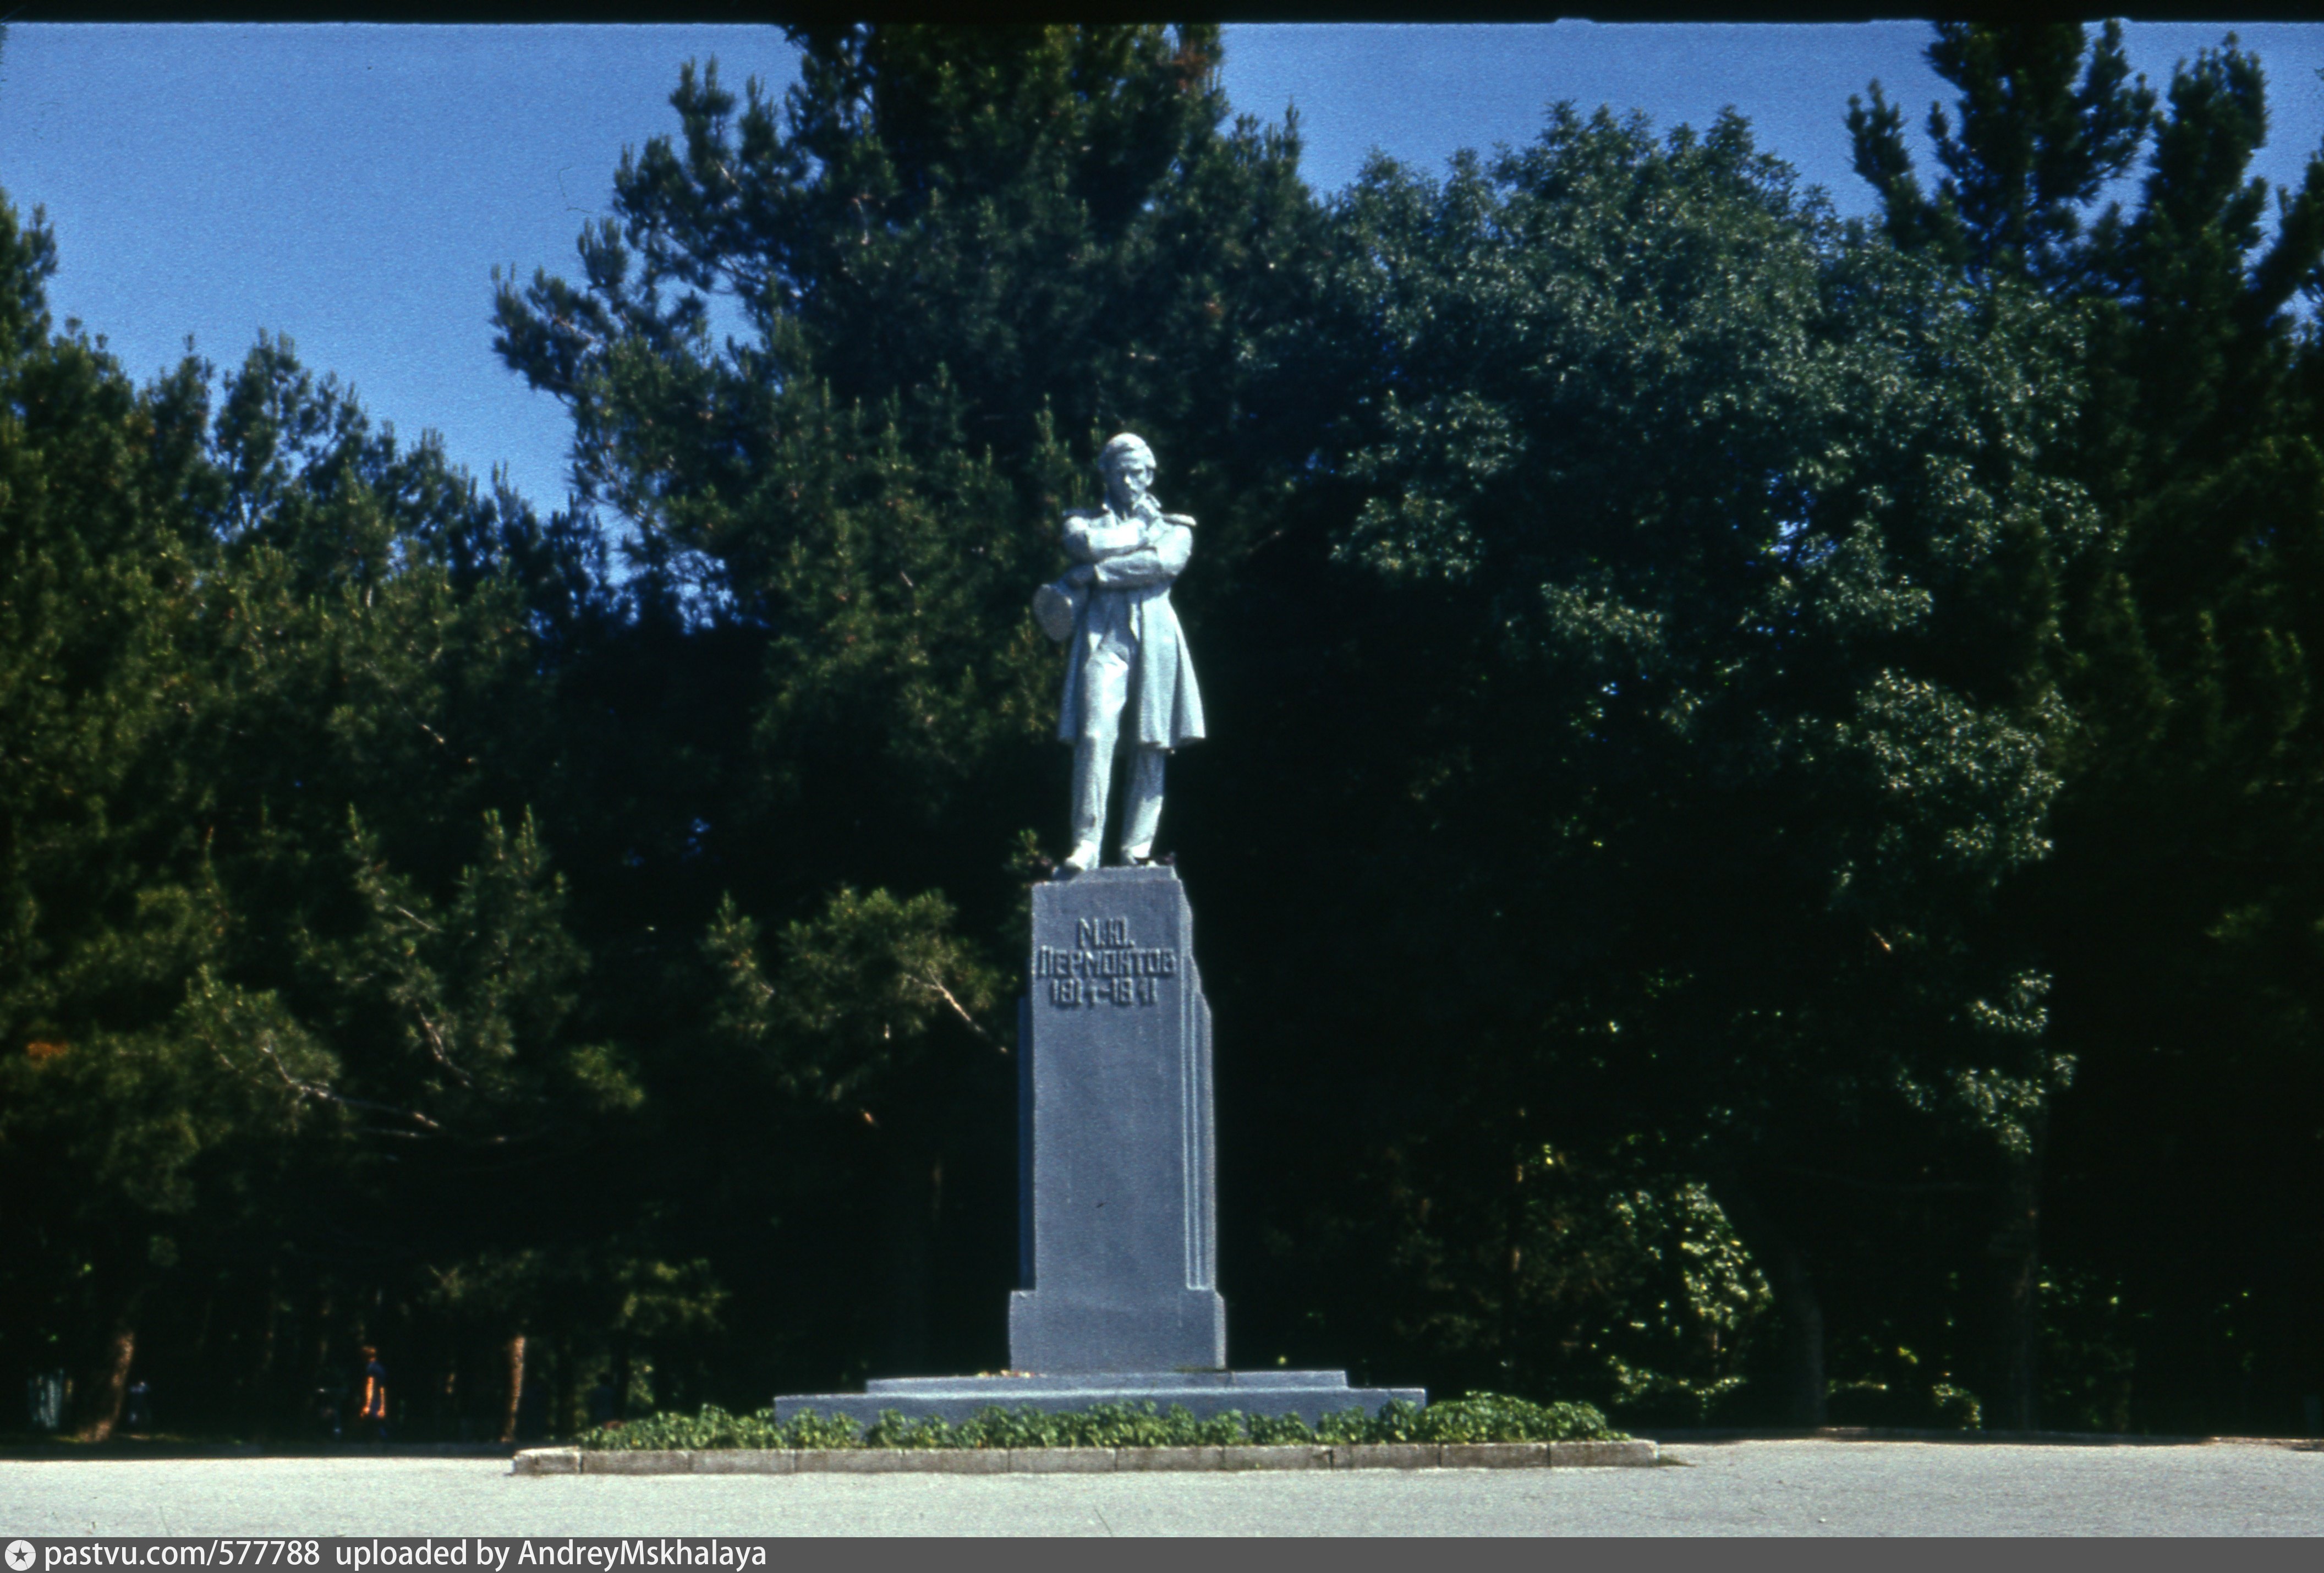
(1098, 432), (1156, 497)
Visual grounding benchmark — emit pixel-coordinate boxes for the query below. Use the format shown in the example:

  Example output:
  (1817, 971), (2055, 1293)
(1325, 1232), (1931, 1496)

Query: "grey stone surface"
(1335, 1444), (1440, 1470)
(771, 865), (1424, 1425)
(1045, 433), (1204, 873)
(1116, 1446), (1223, 1472)
(579, 1450), (690, 1475)
(18, 1431), (2324, 1533)
(776, 1369), (1425, 1427)
(520, 1440), (1644, 1476)
(1445, 1443), (1546, 1469)
(17, 1442), (2323, 1535)
(1010, 865), (1224, 1374)
(864, 1369), (1393, 1393)
(690, 1450), (792, 1475)
(1221, 1446), (1332, 1471)
(796, 1449), (912, 1474)
(509, 1448), (578, 1476)
(914, 1449), (1013, 1474)
(1549, 1439), (1658, 1468)
(1011, 1447), (1116, 1473)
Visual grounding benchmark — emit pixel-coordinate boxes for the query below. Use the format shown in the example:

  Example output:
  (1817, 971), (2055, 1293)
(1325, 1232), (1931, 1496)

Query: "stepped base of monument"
(1008, 1286), (1227, 1374)
(772, 1369), (1426, 1426)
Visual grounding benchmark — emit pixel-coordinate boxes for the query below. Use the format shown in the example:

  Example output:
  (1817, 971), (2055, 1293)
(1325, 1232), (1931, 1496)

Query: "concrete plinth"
(773, 1368), (1426, 1426)
(772, 865), (1423, 1424)
(1009, 865), (1223, 1372)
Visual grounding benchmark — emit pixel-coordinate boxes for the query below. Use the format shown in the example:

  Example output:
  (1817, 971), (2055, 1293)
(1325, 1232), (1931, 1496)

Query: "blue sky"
(3, 22), (2321, 516)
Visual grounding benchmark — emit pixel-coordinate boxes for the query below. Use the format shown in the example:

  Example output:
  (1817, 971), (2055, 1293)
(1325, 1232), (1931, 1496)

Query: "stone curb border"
(513, 1439), (1656, 1476)
(1652, 1426), (2323, 1447)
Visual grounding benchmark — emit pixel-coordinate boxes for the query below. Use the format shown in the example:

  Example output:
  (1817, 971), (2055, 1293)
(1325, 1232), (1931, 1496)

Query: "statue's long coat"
(1055, 506), (1205, 750)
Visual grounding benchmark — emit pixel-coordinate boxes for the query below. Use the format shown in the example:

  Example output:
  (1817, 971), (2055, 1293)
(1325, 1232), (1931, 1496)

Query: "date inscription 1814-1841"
(1033, 915), (1178, 1009)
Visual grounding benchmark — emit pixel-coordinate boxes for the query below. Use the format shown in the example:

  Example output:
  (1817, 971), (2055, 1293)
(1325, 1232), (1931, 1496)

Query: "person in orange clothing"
(357, 1345), (390, 1441)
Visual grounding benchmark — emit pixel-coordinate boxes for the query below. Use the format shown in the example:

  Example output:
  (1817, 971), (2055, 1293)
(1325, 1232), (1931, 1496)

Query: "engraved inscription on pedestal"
(1033, 916), (1180, 1010)
(1008, 864), (1224, 1373)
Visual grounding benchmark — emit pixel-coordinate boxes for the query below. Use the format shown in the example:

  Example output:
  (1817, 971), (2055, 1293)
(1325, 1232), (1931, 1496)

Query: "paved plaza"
(2, 1439), (2319, 1535)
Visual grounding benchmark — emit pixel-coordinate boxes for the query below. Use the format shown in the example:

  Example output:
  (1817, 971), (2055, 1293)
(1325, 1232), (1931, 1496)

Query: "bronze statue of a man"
(1038, 433), (1204, 875)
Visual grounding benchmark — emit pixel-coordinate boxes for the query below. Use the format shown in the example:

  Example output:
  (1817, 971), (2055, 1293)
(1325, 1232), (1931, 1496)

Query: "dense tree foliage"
(1855, 21), (2324, 1435)
(2, 21), (2318, 1443)
(1208, 105), (2090, 1427)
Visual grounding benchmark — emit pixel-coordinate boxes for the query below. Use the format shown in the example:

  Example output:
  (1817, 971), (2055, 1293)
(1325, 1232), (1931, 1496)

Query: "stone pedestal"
(1009, 865), (1224, 1371)
(773, 865), (1423, 1425)
(772, 1368), (1421, 1427)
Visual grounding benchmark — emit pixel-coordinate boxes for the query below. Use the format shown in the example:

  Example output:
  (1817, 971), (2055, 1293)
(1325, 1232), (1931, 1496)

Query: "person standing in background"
(357, 1345), (389, 1441)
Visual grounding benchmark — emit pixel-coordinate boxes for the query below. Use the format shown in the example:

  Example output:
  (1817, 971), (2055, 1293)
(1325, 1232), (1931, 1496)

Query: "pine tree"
(1851, 23), (2324, 1432)
(0, 183), (676, 1435)
(1848, 21), (2153, 288)
(489, 25), (1324, 1374)
(0, 191), (305, 1436)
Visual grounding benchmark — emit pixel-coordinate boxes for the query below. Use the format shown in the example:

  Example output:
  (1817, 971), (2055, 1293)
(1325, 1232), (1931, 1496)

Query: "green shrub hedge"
(577, 1392), (1621, 1450)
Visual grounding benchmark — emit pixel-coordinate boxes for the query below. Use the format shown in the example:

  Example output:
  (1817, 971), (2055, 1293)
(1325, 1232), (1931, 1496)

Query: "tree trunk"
(501, 1334), (527, 1444)
(1706, 1170), (1827, 1427)
(552, 1335), (575, 1443)
(1766, 1236), (1827, 1428)
(300, 1289), (337, 1437)
(248, 1265), (282, 1434)
(74, 1307), (139, 1442)
(1497, 1134), (1530, 1389)
(1989, 1117), (2046, 1432)
(879, 1130), (933, 1374)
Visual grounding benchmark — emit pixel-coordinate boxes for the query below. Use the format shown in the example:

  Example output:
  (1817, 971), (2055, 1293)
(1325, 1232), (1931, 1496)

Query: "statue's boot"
(1061, 732), (1115, 875)
(1119, 747), (1166, 864)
